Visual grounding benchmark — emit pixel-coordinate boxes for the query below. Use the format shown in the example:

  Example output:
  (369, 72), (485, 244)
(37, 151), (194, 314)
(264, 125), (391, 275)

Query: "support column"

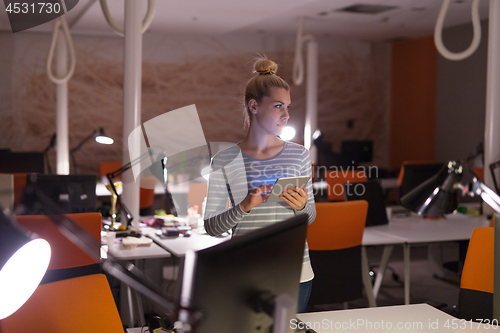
(484, 0), (500, 216)
(56, 33), (69, 175)
(122, 0), (142, 229)
(304, 39), (318, 165)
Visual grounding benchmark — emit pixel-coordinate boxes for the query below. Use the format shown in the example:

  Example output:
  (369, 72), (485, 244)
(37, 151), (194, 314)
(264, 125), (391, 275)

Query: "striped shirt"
(204, 141), (316, 282)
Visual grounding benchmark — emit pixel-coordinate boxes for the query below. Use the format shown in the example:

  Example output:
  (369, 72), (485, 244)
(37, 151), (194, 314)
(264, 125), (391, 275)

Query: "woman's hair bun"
(253, 59), (278, 75)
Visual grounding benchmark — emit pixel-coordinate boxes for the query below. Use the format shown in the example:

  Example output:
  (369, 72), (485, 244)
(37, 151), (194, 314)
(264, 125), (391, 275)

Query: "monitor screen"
(399, 163), (445, 199)
(180, 214), (308, 333)
(0, 150), (44, 173)
(21, 174), (97, 214)
(344, 180), (388, 226)
(341, 141), (373, 163)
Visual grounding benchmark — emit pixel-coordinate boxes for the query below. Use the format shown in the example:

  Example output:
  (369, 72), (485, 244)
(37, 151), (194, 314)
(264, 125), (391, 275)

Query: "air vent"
(336, 4), (398, 14)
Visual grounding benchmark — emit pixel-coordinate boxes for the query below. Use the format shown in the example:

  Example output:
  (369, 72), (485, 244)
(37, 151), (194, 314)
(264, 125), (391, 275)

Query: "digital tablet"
(264, 176), (311, 203)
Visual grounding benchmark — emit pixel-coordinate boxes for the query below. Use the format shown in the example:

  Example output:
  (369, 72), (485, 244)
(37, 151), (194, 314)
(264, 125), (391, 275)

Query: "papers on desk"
(154, 215), (187, 224)
(122, 236), (153, 249)
(445, 212), (472, 220)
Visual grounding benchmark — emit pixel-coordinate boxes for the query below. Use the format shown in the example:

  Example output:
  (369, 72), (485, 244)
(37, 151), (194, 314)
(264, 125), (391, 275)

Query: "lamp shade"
(0, 213), (51, 319)
(95, 128), (114, 145)
(400, 161), (463, 216)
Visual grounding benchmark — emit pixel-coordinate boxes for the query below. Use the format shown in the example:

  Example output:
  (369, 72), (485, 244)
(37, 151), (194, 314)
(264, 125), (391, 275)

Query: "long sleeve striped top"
(204, 140), (316, 282)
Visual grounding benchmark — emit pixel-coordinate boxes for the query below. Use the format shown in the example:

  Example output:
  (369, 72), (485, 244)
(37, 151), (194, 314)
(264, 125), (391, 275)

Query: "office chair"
(459, 227), (493, 321)
(188, 182), (208, 214)
(324, 169), (367, 201)
(0, 274), (124, 333)
(16, 212), (102, 283)
(344, 180), (388, 227)
(307, 200), (368, 308)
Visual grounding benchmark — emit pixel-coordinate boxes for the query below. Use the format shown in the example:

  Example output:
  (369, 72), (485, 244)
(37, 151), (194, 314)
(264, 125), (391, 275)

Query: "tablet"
(264, 176), (310, 203)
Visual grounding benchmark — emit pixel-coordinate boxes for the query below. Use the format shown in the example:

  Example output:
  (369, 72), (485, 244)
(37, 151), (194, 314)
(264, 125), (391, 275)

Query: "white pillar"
(56, 32), (70, 175)
(487, 0), (500, 321)
(484, 0), (500, 216)
(304, 40), (318, 165)
(121, 0), (142, 229)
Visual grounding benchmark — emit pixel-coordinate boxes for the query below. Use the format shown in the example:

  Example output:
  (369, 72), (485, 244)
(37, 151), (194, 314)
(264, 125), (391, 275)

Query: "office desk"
(102, 242), (171, 261)
(145, 228), (230, 257)
(102, 233), (172, 328)
(296, 303), (494, 332)
(96, 182), (189, 196)
(362, 214), (490, 305)
(127, 303), (494, 332)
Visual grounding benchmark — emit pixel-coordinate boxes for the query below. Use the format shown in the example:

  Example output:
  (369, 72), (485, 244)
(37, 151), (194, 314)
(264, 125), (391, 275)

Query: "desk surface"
(145, 228), (230, 257)
(126, 304), (495, 332)
(96, 181), (189, 196)
(367, 214), (490, 245)
(297, 303), (494, 332)
(362, 228), (406, 246)
(101, 242), (171, 261)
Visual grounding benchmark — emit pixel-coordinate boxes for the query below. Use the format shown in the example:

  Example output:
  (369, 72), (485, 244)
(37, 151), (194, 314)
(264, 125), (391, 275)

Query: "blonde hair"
(243, 58), (290, 129)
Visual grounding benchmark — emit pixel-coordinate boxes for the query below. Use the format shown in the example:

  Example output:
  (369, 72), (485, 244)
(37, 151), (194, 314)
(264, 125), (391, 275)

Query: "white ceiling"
(0, 0), (491, 40)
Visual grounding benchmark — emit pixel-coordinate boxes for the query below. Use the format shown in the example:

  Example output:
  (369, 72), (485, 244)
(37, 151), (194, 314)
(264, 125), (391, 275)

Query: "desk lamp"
(71, 128), (114, 174)
(400, 160), (500, 319)
(0, 210), (51, 320)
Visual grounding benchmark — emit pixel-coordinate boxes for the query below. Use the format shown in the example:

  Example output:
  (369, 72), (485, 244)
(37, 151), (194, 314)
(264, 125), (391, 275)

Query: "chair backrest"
(139, 176), (158, 210)
(99, 161), (122, 179)
(188, 182), (208, 214)
(344, 180), (389, 226)
(459, 227), (493, 320)
(0, 274), (124, 333)
(307, 201), (368, 306)
(473, 166), (484, 181)
(324, 170), (367, 201)
(16, 213), (101, 270)
(308, 200), (368, 251)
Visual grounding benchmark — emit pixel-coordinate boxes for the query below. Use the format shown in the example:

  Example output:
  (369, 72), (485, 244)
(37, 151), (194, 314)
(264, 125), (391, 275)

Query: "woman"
(204, 58), (316, 313)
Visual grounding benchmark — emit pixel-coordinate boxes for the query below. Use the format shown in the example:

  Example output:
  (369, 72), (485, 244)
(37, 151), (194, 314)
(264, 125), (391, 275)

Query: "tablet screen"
(264, 176), (310, 203)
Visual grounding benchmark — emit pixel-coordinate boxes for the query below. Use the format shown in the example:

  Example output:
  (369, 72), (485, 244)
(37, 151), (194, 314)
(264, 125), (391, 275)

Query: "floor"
(307, 244), (463, 317)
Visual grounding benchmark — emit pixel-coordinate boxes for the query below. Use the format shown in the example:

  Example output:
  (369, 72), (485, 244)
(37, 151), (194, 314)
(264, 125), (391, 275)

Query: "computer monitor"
(0, 150), (44, 173)
(21, 174), (97, 214)
(344, 180), (389, 226)
(399, 163), (445, 200)
(341, 140), (373, 163)
(180, 214), (308, 333)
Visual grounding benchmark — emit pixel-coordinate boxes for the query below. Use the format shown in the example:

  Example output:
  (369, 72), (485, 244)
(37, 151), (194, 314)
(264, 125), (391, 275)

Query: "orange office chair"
(16, 212), (102, 283)
(100, 161), (156, 215)
(473, 166), (484, 181)
(324, 170), (367, 201)
(0, 274), (124, 333)
(188, 182), (208, 214)
(307, 200), (369, 307)
(459, 227), (494, 321)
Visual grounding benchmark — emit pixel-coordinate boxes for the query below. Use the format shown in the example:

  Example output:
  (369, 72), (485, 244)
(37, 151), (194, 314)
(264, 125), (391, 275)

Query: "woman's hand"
(280, 186), (308, 211)
(239, 184), (273, 213)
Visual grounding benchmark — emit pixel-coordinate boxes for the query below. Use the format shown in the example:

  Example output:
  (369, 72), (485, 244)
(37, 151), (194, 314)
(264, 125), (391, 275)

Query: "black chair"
(344, 180), (389, 227)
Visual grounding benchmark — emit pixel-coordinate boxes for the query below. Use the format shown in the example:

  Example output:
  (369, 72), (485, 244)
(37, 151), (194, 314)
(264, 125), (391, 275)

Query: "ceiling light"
(336, 4), (398, 14)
